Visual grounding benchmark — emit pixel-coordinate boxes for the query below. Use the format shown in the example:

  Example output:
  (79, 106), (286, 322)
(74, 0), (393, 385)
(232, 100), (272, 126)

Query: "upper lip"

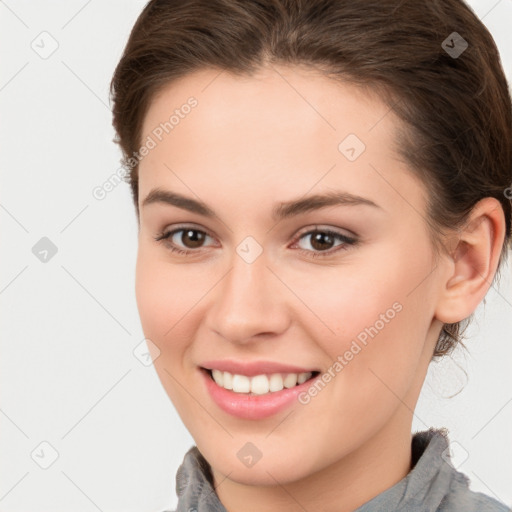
(200, 359), (320, 377)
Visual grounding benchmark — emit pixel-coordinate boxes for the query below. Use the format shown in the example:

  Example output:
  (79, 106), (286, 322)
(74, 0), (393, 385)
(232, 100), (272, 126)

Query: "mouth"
(201, 367), (321, 396)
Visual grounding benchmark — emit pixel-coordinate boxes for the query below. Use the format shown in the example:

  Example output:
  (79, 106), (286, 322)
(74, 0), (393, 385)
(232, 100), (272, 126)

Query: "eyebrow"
(142, 187), (382, 221)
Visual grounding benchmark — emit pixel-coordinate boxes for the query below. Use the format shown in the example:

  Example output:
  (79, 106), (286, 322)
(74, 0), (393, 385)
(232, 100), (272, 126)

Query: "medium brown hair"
(110, 0), (512, 358)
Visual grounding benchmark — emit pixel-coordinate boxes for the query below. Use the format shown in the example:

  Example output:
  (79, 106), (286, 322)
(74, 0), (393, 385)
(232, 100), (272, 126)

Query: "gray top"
(166, 428), (510, 511)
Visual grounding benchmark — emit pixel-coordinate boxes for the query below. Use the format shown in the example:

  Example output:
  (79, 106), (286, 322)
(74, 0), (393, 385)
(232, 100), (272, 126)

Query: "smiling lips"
(200, 359), (321, 396)
(210, 369), (317, 394)
(200, 364), (322, 420)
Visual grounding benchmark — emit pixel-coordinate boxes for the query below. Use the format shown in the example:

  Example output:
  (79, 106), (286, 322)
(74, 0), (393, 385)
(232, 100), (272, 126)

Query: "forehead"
(138, 65), (426, 218)
(142, 64), (393, 142)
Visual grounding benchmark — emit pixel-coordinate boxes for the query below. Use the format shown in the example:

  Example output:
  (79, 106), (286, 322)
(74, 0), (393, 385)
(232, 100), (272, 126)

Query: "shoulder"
(440, 469), (510, 512)
(409, 429), (509, 512)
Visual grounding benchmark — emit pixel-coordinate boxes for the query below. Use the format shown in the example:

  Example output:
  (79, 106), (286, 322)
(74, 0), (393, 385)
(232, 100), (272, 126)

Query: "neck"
(211, 413), (413, 512)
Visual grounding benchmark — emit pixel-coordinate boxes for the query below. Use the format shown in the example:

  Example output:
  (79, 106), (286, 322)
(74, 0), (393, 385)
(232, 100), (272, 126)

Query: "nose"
(205, 245), (290, 345)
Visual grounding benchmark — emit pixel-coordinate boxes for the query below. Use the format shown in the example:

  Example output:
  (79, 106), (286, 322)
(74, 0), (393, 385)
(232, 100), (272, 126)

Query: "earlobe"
(434, 197), (506, 324)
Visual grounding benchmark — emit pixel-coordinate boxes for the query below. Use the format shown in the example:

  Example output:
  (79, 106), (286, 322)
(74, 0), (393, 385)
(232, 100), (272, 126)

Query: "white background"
(1, 1), (511, 511)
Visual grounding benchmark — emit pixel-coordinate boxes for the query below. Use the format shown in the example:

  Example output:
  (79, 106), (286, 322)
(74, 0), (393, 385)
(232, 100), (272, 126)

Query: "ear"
(434, 197), (507, 324)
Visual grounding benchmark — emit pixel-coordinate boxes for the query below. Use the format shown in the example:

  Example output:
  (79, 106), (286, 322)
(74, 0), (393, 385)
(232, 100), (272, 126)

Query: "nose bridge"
(207, 239), (286, 343)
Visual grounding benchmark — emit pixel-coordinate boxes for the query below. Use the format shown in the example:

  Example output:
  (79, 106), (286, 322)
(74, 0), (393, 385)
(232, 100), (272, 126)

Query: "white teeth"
(210, 370), (314, 394)
(283, 373), (298, 388)
(250, 374), (269, 394)
(223, 371), (232, 390)
(297, 372), (310, 384)
(212, 369), (224, 387)
(269, 373), (283, 392)
(232, 374), (251, 393)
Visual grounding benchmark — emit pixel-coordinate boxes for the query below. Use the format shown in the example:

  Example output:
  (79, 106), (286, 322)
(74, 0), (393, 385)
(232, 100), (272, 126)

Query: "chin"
(201, 441), (317, 487)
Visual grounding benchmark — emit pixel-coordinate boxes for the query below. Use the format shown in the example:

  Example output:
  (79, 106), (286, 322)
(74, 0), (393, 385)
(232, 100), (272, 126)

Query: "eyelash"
(153, 225), (358, 259)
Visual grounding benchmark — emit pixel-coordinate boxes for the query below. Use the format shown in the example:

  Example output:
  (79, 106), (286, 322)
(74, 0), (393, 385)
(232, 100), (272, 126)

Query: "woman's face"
(135, 65), (447, 486)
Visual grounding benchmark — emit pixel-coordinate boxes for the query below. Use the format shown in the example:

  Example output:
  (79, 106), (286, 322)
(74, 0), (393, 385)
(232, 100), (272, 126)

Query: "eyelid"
(156, 223), (355, 244)
(292, 224), (357, 241)
(155, 223), (217, 247)
(155, 223), (358, 259)
(157, 223), (215, 239)
(289, 226), (358, 256)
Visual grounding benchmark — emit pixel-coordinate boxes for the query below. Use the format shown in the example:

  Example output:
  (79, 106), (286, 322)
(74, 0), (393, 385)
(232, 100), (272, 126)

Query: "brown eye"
(309, 232), (336, 251)
(293, 228), (358, 259)
(179, 229), (207, 248)
(154, 227), (214, 254)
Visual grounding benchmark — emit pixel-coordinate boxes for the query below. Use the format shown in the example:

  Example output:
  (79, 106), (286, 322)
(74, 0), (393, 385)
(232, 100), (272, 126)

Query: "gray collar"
(172, 428), (466, 512)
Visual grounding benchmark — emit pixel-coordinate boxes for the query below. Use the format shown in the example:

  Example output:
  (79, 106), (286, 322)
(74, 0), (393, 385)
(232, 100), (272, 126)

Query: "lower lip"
(200, 368), (320, 420)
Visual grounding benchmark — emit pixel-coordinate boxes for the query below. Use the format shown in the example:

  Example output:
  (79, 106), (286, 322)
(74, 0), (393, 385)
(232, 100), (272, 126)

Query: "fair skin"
(135, 65), (505, 512)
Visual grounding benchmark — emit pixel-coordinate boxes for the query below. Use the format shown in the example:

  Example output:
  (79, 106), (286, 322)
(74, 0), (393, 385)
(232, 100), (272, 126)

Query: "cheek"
(135, 248), (200, 354)
(134, 248), (207, 410)
(135, 252), (169, 340)
(286, 248), (430, 352)
(291, 242), (435, 405)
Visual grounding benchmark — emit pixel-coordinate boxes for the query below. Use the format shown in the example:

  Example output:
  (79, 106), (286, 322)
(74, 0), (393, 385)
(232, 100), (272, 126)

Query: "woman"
(110, 0), (511, 510)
